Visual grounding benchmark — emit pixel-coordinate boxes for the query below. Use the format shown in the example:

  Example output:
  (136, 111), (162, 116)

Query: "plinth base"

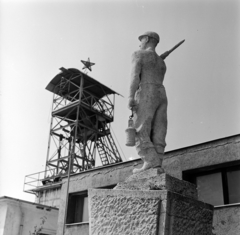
(89, 170), (214, 235)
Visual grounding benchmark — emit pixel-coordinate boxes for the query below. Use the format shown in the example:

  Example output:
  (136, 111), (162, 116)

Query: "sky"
(0, 0), (239, 202)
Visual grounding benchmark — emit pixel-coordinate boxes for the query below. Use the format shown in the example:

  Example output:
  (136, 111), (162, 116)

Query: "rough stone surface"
(162, 157), (182, 179)
(167, 192), (213, 235)
(126, 167), (165, 181)
(115, 171), (197, 200)
(89, 189), (213, 235)
(89, 189), (165, 235)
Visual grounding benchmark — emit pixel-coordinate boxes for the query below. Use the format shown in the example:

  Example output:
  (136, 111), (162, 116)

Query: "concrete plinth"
(89, 170), (214, 235)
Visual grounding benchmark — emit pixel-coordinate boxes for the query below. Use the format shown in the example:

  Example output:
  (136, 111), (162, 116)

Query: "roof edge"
(0, 196), (59, 210)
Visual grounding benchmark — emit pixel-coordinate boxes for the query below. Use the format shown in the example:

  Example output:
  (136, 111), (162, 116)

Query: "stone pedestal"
(89, 169), (214, 235)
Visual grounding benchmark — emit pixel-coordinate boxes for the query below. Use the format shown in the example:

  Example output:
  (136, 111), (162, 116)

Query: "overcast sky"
(1, 0), (239, 202)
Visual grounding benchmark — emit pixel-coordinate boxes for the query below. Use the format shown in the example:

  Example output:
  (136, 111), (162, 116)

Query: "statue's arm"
(128, 51), (142, 110)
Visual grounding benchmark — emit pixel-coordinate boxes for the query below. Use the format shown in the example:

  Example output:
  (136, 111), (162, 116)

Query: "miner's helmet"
(138, 31), (160, 43)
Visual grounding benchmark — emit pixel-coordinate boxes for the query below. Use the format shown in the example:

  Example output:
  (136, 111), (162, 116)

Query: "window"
(183, 161), (240, 206)
(196, 172), (224, 205)
(66, 191), (88, 224)
(227, 169), (240, 204)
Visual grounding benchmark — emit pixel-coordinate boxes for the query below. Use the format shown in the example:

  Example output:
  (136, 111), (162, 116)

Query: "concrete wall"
(0, 196), (58, 235)
(163, 134), (240, 179)
(213, 204), (240, 235)
(0, 203), (7, 235)
(36, 186), (62, 208)
(65, 223), (89, 235)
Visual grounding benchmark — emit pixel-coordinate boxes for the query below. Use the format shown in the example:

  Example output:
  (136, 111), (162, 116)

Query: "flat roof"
(0, 196), (59, 210)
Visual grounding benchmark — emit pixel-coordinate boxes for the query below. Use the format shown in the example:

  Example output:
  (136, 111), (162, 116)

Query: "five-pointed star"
(81, 58), (95, 71)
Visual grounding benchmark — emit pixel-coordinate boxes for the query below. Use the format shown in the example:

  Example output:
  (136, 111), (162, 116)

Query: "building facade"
(34, 134), (240, 235)
(0, 196), (58, 235)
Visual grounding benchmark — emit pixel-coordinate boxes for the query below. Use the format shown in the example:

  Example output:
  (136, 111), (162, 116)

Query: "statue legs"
(152, 94), (168, 154)
(133, 87), (167, 174)
(133, 148), (164, 174)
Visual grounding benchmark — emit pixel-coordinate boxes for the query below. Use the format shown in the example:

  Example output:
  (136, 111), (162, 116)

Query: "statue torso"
(133, 50), (167, 85)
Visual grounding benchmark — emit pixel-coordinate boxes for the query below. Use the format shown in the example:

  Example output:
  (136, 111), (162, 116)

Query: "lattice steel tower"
(45, 67), (122, 177)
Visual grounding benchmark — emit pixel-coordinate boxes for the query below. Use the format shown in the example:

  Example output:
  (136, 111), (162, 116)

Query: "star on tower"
(81, 58), (95, 72)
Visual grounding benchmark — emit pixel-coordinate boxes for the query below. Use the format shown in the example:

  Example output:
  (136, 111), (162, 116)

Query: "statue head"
(138, 31), (160, 50)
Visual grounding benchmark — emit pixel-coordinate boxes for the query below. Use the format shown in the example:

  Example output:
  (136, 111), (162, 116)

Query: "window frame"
(66, 191), (88, 224)
(182, 160), (240, 205)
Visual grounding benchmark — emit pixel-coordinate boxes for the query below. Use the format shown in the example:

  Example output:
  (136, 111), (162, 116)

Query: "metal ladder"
(96, 132), (122, 166)
(106, 133), (121, 163)
(96, 137), (110, 165)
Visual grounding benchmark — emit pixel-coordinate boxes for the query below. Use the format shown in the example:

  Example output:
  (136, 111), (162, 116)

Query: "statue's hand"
(128, 98), (137, 111)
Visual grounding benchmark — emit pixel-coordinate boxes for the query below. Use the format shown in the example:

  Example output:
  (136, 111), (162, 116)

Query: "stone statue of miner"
(128, 31), (167, 174)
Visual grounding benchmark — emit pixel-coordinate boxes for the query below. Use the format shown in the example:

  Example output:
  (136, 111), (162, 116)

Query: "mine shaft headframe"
(44, 68), (122, 176)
